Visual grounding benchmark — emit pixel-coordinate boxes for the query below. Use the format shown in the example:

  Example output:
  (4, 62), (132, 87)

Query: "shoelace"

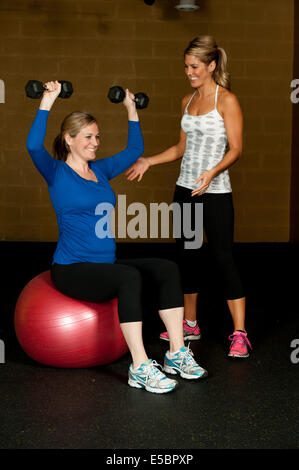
(229, 332), (252, 350)
(144, 360), (169, 387)
(177, 344), (200, 372)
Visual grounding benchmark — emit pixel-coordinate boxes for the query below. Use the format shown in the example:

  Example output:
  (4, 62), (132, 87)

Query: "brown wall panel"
(290, 0), (299, 241)
(0, 0), (294, 242)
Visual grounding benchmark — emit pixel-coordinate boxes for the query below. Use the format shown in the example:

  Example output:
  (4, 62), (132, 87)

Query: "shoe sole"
(128, 378), (178, 394)
(163, 364), (208, 380)
(160, 334), (201, 342)
(228, 353), (249, 358)
(184, 334), (201, 341)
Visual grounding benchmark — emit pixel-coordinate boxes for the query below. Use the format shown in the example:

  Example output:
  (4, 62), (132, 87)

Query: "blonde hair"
(184, 36), (230, 90)
(53, 111), (97, 161)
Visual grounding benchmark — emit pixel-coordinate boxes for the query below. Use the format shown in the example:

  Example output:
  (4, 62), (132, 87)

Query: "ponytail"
(53, 134), (69, 161)
(213, 47), (230, 90)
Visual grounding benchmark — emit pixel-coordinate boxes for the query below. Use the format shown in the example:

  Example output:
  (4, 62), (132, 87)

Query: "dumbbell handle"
(42, 80), (73, 98)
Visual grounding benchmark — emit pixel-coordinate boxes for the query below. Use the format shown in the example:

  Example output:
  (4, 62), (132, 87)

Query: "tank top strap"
(214, 84), (219, 109)
(184, 92), (197, 113)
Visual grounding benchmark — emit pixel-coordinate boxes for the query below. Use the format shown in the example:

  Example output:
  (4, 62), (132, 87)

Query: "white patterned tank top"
(176, 85), (232, 193)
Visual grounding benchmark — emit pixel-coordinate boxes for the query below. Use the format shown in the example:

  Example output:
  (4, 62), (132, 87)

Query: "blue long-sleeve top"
(27, 109), (144, 264)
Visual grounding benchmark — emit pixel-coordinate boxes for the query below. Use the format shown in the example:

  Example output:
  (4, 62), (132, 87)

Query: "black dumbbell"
(108, 86), (149, 109)
(25, 80), (73, 99)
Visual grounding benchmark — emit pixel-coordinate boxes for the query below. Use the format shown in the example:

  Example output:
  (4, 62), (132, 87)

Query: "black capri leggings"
(51, 258), (184, 324)
(173, 185), (244, 300)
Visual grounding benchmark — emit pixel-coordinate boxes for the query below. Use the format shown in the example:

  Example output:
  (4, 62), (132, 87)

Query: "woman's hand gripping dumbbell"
(25, 80), (73, 99)
(108, 86), (149, 109)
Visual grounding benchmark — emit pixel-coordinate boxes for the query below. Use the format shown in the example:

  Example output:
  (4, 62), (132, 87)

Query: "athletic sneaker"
(128, 359), (178, 394)
(160, 320), (201, 342)
(164, 345), (208, 380)
(228, 331), (252, 358)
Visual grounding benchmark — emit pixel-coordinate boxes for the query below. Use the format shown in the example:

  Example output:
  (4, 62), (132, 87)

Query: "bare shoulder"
(218, 87), (241, 112)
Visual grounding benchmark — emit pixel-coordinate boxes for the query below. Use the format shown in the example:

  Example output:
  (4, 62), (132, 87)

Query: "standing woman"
(26, 80), (208, 395)
(126, 36), (252, 359)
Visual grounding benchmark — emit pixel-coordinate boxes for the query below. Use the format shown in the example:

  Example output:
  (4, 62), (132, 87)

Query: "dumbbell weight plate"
(134, 92), (149, 109)
(25, 80), (44, 99)
(59, 81), (73, 98)
(108, 86), (126, 103)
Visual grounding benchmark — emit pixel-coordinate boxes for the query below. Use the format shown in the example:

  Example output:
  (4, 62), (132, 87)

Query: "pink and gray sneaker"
(228, 331), (252, 358)
(160, 320), (201, 342)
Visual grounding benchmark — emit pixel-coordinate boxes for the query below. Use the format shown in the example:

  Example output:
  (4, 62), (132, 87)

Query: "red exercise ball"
(14, 271), (128, 368)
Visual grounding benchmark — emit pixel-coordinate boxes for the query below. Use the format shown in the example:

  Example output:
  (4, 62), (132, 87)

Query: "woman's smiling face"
(66, 122), (100, 161)
(184, 54), (215, 88)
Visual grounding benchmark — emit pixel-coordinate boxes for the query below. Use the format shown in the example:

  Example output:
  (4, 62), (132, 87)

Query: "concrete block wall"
(0, 0), (294, 242)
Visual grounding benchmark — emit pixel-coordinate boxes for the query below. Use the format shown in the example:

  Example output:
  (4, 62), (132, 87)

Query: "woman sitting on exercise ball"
(26, 80), (208, 394)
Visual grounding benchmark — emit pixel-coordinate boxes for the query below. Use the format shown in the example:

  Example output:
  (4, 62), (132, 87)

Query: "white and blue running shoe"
(164, 345), (208, 380)
(128, 359), (178, 394)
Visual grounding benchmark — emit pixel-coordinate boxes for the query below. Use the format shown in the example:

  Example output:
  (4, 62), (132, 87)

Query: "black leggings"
(173, 185), (244, 300)
(51, 258), (184, 324)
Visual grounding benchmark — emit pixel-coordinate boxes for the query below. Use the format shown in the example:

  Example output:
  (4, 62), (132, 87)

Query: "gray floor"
(1, 316), (298, 450)
(0, 242), (298, 455)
